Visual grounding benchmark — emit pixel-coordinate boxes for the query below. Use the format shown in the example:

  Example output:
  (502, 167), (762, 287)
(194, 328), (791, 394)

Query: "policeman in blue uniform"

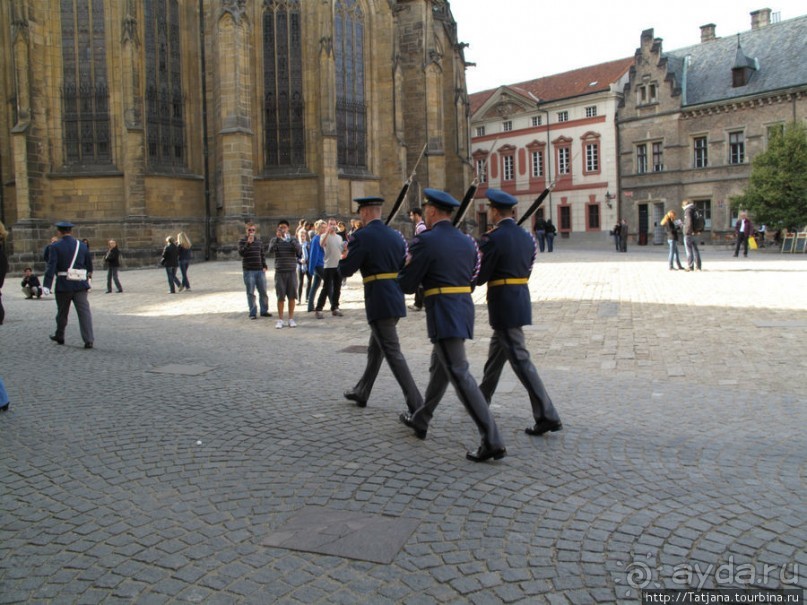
(477, 189), (562, 436)
(338, 196), (423, 413)
(398, 188), (506, 462)
(42, 221), (95, 348)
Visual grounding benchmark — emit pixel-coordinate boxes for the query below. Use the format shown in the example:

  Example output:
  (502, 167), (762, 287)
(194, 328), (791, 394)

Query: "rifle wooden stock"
(517, 183), (555, 226)
(385, 142), (428, 225)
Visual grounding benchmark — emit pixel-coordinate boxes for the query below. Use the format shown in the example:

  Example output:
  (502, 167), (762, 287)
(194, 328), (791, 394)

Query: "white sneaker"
(275, 320), (284, 329)
(288, 318), (297, 328)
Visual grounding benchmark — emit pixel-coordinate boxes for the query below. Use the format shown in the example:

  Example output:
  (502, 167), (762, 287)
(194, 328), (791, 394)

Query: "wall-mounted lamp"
(605, 190), (616, 209)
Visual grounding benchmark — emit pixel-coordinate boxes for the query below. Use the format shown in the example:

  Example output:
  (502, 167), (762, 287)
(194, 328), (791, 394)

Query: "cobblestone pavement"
(1, 243), (806, 604)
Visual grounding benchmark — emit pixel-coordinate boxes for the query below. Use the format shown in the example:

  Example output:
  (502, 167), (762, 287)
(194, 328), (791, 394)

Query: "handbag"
(66, 241), (87, 281)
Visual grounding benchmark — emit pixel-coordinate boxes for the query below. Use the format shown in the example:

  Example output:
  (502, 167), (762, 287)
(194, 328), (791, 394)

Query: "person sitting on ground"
(21, 267), (43, 299)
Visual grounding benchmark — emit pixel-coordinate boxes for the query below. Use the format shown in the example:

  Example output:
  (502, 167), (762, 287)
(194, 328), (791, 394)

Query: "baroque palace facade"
(469, 8), (806, 244)
(0, 0), (472, 269)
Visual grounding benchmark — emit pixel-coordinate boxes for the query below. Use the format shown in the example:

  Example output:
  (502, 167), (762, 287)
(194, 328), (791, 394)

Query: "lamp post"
(527, 91), (552, 221)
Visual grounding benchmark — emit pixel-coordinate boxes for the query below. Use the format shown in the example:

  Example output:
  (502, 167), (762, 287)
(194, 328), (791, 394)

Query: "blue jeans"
(546, 232), (555, 252)
(683, 235), (701, 270)
(667, 239), (683, 268)
(243, 270), (269, 317)
(179, 260), (191, 289)
(535, 230), (546, 252)
(165, 267), (181, 292)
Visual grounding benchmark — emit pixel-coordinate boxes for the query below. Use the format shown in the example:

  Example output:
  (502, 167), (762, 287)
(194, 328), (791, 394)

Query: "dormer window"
(731, 36), (757, 88)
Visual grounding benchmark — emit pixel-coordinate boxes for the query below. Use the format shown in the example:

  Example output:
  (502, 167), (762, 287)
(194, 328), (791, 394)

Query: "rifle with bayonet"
(385, 142), (428, 226)
(453, 139), (497, 227)
(517, 181), (556, 226)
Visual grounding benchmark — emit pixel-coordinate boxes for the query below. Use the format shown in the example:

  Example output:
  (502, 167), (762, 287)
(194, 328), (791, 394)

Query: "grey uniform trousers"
(410, 338), (504, 450)
(54, 290), (94, 344)
(479, 327), (560, 424)
(351, 318), (423, 413)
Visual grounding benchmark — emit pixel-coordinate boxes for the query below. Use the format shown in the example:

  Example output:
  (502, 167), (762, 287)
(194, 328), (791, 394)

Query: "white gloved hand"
(42, 287), (51, 296)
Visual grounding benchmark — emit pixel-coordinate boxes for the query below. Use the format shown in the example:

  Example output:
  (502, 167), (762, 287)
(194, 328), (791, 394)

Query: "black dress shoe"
(398, 412), (427, 440)
(84, 343), (93, 349)
(525, 420), (563, 436)
(343, 390), (367, 408)
(0, 403), (9, 412)
(49, 335), (65, 345)
(260, 312), (272, 317)
(466, 444), (507, 462)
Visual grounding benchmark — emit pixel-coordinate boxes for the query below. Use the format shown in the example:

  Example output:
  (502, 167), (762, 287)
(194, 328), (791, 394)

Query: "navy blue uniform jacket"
(338, 219), (407, 323)
(476, 218), (536, 330)
(43, 235), (94, 292)
(398, 220), (480, 342)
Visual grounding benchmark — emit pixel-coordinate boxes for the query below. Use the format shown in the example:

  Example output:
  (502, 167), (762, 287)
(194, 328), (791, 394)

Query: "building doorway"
(638, 203), (649, 245)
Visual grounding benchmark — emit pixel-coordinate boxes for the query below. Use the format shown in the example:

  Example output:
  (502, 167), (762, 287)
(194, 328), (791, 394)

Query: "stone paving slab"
(1, 243), (806, 603)
(264, 507), (420, 564)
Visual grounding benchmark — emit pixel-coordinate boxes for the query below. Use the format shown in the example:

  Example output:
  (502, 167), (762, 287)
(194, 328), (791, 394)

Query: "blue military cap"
(486, 188), (518, 208)
(353, 196), (385, 207)
(423, 188), (459, 210)
(54, 220), (74, 229)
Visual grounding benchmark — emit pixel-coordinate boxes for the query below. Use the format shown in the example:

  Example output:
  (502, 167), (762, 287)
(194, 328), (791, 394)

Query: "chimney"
(700, 23), (717, 42)
(751, 8), (772, 30)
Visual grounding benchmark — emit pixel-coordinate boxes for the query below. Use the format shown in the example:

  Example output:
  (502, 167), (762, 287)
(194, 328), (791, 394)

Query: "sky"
(449, 1), (807, 94)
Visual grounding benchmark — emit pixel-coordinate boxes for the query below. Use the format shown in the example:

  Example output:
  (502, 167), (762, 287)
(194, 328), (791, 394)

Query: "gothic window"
(335, 0), (367, 170)
(263, 0), (305, 168)
(61, 0), (111, 166)
(145, 0), (186, 170)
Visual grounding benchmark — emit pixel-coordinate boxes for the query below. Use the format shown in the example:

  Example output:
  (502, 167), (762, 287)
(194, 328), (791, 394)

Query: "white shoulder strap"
(69, 240), (81, 270)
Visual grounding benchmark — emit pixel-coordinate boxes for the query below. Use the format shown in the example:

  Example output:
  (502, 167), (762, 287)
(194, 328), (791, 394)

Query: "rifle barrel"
(517, 184), (554, 226)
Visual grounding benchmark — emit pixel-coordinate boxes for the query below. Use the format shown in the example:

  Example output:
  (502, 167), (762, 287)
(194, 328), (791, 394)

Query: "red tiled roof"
(469, 57), (635, 116)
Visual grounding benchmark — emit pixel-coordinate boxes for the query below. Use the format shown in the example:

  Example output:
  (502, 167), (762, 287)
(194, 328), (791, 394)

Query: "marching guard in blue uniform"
(398, 189), (506, 462)
(338, 196), (423, 413)
(42, 221), (95, 348)
(477, 190), (562, 436)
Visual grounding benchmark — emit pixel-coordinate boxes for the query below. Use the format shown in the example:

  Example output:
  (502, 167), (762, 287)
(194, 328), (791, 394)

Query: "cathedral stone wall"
(0, 1), (472, 272)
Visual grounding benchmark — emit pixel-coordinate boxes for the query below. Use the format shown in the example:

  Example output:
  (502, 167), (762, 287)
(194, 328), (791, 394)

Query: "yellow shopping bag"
(748, 236), (758, 250)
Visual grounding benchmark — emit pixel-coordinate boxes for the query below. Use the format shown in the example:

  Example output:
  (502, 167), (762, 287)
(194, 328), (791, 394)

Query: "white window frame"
(530, 150), (543, 178)
(503, 154), (514, 181)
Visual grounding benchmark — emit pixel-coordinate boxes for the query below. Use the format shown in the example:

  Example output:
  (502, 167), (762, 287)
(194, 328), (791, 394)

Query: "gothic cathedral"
(0, 0), (471, 267)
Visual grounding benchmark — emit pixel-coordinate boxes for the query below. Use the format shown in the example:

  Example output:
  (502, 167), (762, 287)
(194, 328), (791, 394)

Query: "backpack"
(692, 208), (705, 233)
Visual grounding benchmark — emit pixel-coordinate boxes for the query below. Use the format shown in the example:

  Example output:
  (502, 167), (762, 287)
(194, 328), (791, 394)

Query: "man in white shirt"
(314, 217), (345, 319)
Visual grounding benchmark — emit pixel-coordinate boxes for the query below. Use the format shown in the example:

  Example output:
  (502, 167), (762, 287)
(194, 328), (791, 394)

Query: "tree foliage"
(731, 121), (807, 229)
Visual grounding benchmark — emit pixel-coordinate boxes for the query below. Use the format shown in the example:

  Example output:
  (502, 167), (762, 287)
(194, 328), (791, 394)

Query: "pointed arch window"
(61, 0), (111, 166)
(145, 0), (186, 170)
(335, 0), (367, 170)
(263, 0), (305, 169)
